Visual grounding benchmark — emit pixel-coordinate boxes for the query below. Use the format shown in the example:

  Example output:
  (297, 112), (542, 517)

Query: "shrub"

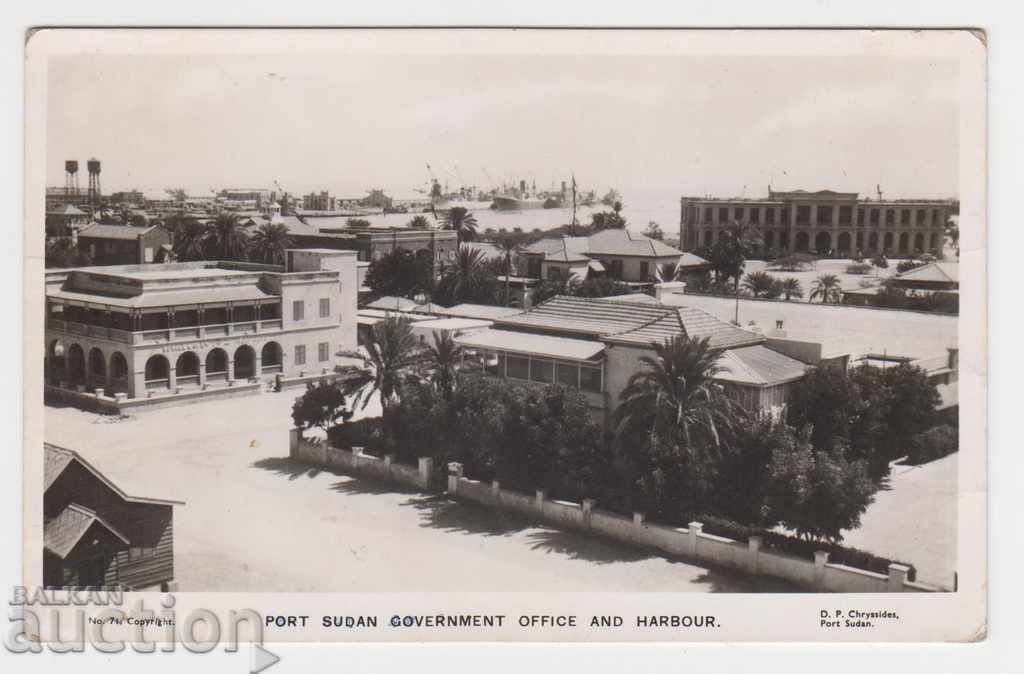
(327, 416), (384, 453)
(683, 512), (916, 581)
(845, 263), (873, 275)
(907, 425), (958, 465)
(291, 379), (351, 433)
(896, 259), (925, 274)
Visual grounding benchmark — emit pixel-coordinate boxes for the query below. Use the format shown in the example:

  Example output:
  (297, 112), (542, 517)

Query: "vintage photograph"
(28, 28), (980, 612)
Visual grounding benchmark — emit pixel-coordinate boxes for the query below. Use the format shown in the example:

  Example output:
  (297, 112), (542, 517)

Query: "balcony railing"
(47, 318), (288, 345)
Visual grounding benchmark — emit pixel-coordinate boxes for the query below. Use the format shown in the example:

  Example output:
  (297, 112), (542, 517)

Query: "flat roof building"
(680, 188), (955, 258)
(45, 250), (357, 411)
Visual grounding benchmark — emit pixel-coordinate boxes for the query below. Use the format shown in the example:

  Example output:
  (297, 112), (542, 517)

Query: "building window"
(870, 209), (880, 226)
(703, 207), (713, 223)
(765, 208), (775, 224)
(750, 208), (760, 223)
(857, 208), (866, 226)
(639, 261), (649, 279)
(292, 300), (304, 322)
(796, 205), (810, 224)
(580, 365), (602, 392)
(900, 209), (911, 225)
(839, 205), (852, 224)
(733, 207), (744, 221)
(885, 209), (895, 226)
(817, 205), (832, 224)
(319, 298), (330, 318)
(718, 207), (729, 224)
(318, 342), (330, 362)
(556, 362), (578, 388)
(294, 345), (306, 366)
(530, 359), (554, 384)
(917, 209), (927, 225)
(506, 355), (529, 380)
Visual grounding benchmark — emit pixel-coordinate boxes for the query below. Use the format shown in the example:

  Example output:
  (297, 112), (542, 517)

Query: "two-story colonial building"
(44, 249), (357, 411)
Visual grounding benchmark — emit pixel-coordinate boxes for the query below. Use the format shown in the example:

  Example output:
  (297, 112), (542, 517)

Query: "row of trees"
(168, 213), (294, 264)
(293, 314), (948, 545)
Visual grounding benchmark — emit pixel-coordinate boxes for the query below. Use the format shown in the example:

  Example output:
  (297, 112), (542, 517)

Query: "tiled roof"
(43, 444), (184, 505)
(585, 228), (683, 257)
(77, 224), (156, 240)
(455, 328), (606, 361)
(44, 503), (130, 559)
(678, 252), (712, 268)
(431, 303), (525, 320)
(495, 295), (672, 337)
(523, 230), (684, 260)
(894, 262), (959, 284)
(604, 306), (764, 350)
(715, 345), (810, 386)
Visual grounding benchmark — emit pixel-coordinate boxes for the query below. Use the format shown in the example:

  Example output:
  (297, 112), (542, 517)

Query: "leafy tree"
(780, 277), (803, 301)
(407, 215), (430, 229)
(708, 222), (762, 286)
(764, 433), (876, 543)
(573, 276), (633, 298)
(786, 364), (864, 454)
(643, 221), (665, 240)
(249, 222), (293, 265)
(432, 247), (498, 306)
(443, 206), (479, 244)
(530, 268), (580, 305)
(364, 248), (434, 299)
(336, 314), (424, 428)
(875, 363), (941, 465)
(741, 270), (776, 298)
(45, 237), (93, 269)
(205, 212), (249, 261)
(656, 262), (683, 283)
(809, 273), (842, 303)
(871, 253), (889, 269)
(945, 219), (959, 257)
(613, 335), (740, 514)
(590, 210), (626, 231)
(291, 379), (351, 433)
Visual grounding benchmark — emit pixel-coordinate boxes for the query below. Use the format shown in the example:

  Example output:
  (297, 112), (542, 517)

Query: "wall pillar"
(748, 536), (762, 575)
(417, 457), (433, 486)
(168, 366), (177, 392)
(447, 462), (463, 495)
(581, 499), (595, 528)
(687, 521), (703, 557)
(198, 362), (207, 388)
(887, 563), (910, 592)
(814, 550), (829, 589)
(535, 489), (547, 513)
(227, 358), (235, 383)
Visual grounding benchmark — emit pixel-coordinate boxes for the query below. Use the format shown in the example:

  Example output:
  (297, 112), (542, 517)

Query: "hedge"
(685, 512), (917, 582)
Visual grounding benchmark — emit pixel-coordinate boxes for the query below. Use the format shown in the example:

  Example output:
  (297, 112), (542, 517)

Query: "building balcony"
(47, 318), (288, 346)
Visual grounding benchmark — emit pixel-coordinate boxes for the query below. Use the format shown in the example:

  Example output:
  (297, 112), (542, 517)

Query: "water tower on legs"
(86, 158), (102, 210)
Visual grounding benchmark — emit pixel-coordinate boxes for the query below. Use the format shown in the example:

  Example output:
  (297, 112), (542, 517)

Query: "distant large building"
(679, 189), (955, 257)
(74, 223), (172, 266)
(44, 249), (357, 410)
(302, 191), (336, 211)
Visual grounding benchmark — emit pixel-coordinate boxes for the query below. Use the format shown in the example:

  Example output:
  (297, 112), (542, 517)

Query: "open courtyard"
(43, 390), (798, 593)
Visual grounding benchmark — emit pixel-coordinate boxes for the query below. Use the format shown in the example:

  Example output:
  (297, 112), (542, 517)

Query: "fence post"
(581, 499), (595, 528)
(418, 457), (434, 488)
(633, 512), (645, 527)
(814, 551), (830, 590)
(535, 490), (547, 514)
(491, 480), (501, 505)
(384, 455), (393, 477)
(447, 462), (463, 495)
(289, 428), (300, 457)
(687, 521), (703, 557)
(748, 536), (762, 575)
(887, 563), (910, 592)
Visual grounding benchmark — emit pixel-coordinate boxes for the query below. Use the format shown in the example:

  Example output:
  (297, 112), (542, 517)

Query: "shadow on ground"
(250, 456), (801, 591)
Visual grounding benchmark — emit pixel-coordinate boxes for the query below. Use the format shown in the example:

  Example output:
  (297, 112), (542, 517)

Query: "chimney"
(654, 281), (685, 303)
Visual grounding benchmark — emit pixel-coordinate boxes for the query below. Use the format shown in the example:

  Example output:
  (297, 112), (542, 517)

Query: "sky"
(46, 50), (960, 203)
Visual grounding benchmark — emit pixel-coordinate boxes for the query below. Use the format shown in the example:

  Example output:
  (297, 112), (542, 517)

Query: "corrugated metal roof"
(455, 328), (606, 361)
(894, 262), (959, 284)
(77, 224), (156, 240)
(495, 295), (671, 337)
(715, 345), (809, 385)
(44, 503), (130, 559)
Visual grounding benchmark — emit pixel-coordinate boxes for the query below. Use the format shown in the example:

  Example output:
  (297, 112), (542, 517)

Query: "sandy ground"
(43, 391), (796, 593)
(671, 293), (957, 358)
(840, 454), (958, 589)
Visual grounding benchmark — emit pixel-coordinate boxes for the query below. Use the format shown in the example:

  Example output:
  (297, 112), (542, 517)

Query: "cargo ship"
(490, 178), (568, 211)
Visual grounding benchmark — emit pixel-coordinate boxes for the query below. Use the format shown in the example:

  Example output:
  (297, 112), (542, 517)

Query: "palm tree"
(172, 217), (208, 261)
(435, 247), (487, 305)
(205, 212), (249, 261)
(494, 232), (526, 305)
(613, 335), (737, 448)
(249, 222), (293, 265)
(336, 314), (424, 424)
(408, 215), (430, 230)
(809, 274), (842, 304)
(424, 331), (463, 401)
(443, 206), (478, 245)
(780, 277), (803, 301)
(656, 262), (682, 283)
(740, 271), (776, 298)
(610, 333), (741, 506)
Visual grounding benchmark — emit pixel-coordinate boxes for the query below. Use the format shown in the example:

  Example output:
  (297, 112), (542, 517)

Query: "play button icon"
(252, 644), (280, 673)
